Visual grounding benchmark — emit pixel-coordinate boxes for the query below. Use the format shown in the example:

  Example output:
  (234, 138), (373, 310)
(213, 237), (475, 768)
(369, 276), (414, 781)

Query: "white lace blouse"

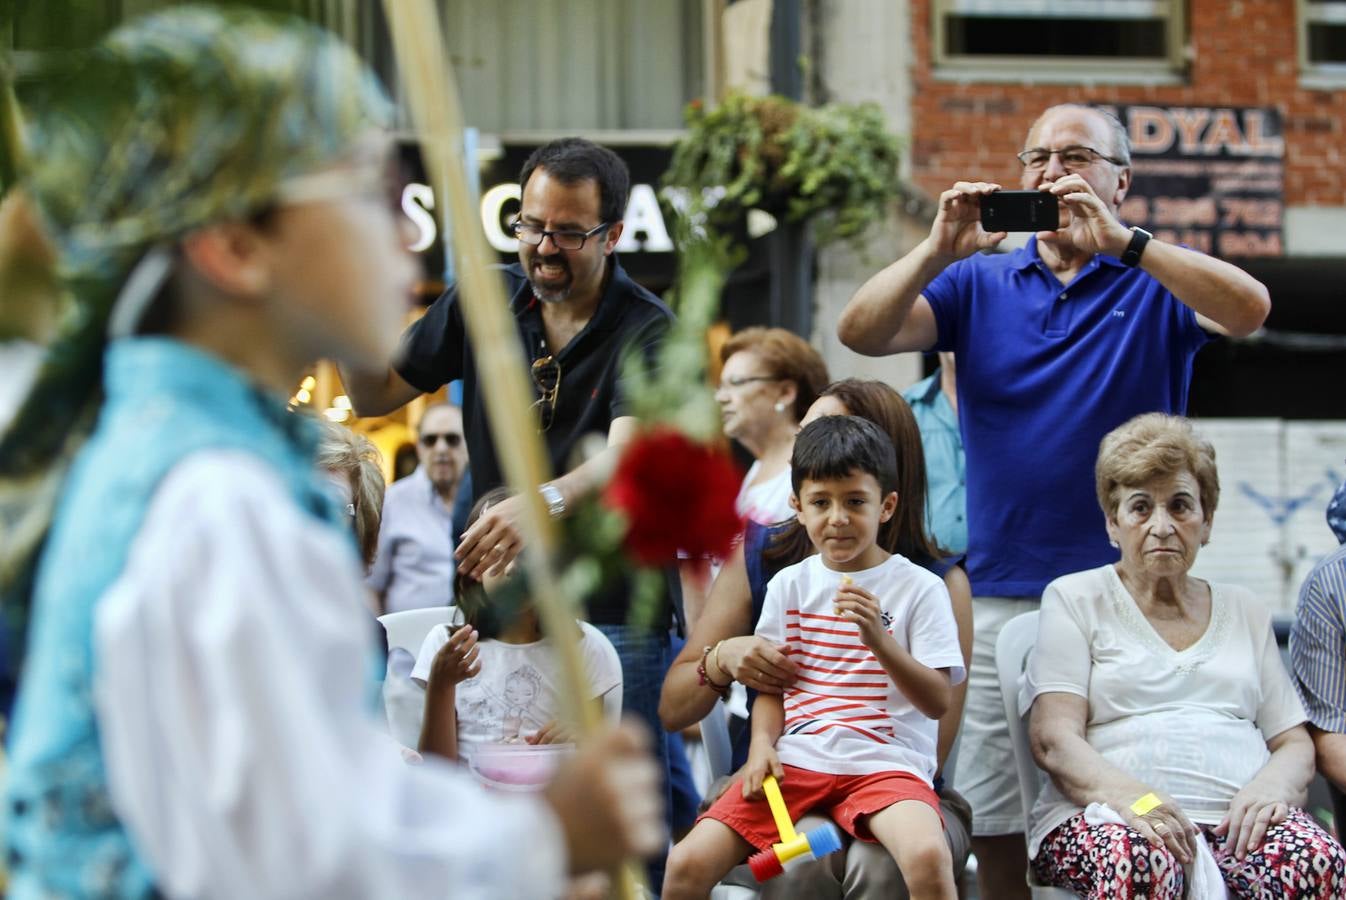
(1023, 564), (1306, 857)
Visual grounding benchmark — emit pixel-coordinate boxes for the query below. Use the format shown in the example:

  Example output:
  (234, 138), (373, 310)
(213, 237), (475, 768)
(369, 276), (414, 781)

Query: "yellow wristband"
(1130, 792), (1162, 816)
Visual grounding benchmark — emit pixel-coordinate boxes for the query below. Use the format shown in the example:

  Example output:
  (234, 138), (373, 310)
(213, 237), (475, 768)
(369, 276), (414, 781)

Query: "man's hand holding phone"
(1037, 173), (1132, 257)
(929, 181), (1010, 262)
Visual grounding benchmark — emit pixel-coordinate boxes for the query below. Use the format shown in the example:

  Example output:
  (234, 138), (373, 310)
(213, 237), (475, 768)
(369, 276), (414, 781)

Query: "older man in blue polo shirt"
(838, 103), (1270, 898)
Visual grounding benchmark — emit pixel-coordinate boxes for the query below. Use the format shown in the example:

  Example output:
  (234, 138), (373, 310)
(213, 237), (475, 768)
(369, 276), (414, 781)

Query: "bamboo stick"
(0, 67), (27, 194)
(380, 3), (645, 897)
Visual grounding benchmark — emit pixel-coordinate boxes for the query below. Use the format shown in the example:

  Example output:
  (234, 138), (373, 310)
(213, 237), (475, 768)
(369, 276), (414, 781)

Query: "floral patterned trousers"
(1032, 808), (1346, 899)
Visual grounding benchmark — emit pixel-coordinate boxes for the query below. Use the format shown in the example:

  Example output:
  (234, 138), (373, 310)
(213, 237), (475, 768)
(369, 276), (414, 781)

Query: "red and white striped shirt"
(756, 553), (965, 780)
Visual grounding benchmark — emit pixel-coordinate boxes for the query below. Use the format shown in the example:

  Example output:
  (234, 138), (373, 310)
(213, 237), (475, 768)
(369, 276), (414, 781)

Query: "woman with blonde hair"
(316, 419), (386, 573)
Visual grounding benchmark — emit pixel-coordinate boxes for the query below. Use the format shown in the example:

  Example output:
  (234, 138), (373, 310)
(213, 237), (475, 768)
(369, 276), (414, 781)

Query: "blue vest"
(6, 338), (345, 898)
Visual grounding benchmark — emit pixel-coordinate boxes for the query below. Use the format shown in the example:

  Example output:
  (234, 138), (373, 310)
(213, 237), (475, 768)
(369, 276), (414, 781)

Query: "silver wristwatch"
(539, 483), (566, 519)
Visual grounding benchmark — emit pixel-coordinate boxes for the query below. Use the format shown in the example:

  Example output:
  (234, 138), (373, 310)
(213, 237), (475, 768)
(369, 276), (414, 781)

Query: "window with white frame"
(932, 0), (1185, 78)
(1301, 0), (1346, 77)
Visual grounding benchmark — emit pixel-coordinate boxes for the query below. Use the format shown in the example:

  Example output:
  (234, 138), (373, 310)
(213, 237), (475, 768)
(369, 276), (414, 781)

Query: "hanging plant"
(662, 91), (905, 247)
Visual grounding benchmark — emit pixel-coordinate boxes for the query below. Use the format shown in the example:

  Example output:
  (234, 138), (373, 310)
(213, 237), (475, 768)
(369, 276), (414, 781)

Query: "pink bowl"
(468, 742), (574, 792)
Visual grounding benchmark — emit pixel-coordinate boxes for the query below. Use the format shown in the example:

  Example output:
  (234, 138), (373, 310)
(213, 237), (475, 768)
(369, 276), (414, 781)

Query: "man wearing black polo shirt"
(342, 137), (677, 878)
(346, 137), (672, 572)
(837, 104), (1270, 899)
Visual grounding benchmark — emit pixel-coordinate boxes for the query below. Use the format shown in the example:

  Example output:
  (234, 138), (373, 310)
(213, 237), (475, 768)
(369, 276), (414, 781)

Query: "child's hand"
(428, 624), (480, 689)
(741, 745), (783, 800)
(834, 582), (889, 649)
(527, 719), (576, 745)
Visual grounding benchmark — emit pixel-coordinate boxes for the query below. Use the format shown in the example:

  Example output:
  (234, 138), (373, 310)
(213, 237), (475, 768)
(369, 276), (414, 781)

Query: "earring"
(1109, 540), (1119, 548)
(774, 401), (786, 413)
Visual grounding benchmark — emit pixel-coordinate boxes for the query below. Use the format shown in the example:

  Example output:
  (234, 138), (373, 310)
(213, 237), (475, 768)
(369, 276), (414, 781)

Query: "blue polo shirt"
(924, 240), (1211, 597)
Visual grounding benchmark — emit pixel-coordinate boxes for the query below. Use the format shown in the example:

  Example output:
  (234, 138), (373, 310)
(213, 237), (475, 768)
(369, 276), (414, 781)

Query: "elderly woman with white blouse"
(1026, 413), (1345, 899)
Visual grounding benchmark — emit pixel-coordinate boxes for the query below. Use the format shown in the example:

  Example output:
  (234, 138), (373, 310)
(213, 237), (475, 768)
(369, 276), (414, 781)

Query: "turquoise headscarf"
(0, 4), (392, 664)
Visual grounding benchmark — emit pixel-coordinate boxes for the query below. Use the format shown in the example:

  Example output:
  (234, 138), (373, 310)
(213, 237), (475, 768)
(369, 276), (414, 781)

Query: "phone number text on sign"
(1103, 105), (1284, 260)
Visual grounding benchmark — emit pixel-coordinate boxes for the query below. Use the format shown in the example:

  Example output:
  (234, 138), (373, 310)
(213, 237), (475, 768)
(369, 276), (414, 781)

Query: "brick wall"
(907, 0), (1346, 208)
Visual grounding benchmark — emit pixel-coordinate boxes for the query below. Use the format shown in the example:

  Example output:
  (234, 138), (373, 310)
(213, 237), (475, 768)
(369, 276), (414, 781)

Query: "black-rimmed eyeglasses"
(531, 355), (562, 432)
(1017, 145), (1127, 171)
(510, 220), (611, 251)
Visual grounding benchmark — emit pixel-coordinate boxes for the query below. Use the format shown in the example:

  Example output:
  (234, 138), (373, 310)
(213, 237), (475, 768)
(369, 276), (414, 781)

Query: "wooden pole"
(702, 0), (727, 104)
(380, 3), (643, 897)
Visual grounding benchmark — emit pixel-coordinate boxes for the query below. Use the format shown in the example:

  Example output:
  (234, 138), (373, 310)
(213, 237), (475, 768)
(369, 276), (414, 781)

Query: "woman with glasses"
(715, 327), (830, 529)
(682, 328), (828, 628)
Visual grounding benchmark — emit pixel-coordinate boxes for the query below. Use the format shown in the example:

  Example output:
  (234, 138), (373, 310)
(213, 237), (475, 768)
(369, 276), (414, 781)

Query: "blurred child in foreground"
(0, 7), (662, 897)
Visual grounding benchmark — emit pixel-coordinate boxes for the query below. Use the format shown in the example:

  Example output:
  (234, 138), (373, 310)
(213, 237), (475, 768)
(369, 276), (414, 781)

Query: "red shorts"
(700, 764), (942, 851)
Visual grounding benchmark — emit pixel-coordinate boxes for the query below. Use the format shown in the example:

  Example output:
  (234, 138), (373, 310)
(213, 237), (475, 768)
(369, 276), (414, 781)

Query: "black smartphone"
(979, 191), (1061, 232)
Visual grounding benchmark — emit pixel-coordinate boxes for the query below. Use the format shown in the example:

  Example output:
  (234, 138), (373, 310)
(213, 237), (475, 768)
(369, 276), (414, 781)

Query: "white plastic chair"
(701, 698), (735, 782)
(379, 606), (456, 748)
(995, 610), (1077, 899)
(378, 605), (457, 657)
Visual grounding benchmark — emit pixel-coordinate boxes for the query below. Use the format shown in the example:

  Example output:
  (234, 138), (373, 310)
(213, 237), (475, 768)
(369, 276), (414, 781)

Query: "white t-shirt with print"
(411, 620), (622, 761)
(756, 553), (966, 783)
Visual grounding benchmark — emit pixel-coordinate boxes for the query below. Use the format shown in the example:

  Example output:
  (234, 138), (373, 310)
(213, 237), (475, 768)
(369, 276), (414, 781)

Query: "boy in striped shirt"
(664, 415), (966, 899)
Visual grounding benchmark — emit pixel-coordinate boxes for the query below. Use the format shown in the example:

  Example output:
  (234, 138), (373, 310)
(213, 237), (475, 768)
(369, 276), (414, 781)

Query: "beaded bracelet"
(697, 642), (731, 697)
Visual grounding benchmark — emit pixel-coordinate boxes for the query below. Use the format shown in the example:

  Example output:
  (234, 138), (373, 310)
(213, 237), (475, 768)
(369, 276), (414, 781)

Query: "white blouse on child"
(1023, 564), (1307, 857)
(411, 620), (623, 761)
(93, 452), (568, 899)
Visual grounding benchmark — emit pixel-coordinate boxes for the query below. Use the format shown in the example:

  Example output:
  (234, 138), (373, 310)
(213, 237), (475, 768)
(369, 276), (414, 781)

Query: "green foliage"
(600, 90), (907, 630)
(662, 91), (905, 247)
(622, 215), (740, 442)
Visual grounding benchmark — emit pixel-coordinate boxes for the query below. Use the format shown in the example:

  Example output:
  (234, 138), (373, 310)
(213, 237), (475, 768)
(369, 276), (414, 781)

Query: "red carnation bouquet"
(603, 429), (743, 567)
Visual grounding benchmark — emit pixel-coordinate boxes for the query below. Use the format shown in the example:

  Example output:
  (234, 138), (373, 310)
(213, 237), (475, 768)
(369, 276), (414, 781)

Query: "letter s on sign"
(403, 183), (438, 253)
